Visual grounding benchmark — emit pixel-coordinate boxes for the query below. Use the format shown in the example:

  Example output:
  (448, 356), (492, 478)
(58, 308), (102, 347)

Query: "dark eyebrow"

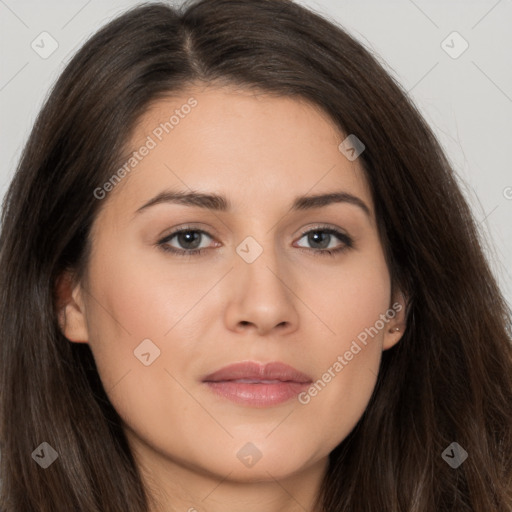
(293, 191), (370, 216)
(135, 189), (371, 217)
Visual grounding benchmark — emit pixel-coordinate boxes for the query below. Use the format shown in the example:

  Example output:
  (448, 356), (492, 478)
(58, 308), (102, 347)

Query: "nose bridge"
(226, 230), (299, 333)
(235, 232), (287, 295)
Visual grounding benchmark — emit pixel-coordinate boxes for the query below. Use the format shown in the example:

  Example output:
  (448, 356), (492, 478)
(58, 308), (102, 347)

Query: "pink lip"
(202, 361), (312, 407)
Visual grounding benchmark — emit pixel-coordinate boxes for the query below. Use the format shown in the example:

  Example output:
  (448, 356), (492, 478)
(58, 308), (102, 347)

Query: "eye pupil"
(309, 231), (330, 249)
(178, 231), (201, 249)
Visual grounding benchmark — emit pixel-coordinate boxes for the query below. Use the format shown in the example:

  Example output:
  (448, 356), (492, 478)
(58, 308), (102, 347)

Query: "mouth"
(202, 361), (312, 408)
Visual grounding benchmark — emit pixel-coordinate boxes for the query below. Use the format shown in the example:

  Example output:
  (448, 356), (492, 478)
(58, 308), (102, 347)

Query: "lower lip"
(204, 381), (310, 407)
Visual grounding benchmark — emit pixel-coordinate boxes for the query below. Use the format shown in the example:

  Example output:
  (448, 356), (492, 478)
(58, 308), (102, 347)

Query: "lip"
(202, 361), (313, 407)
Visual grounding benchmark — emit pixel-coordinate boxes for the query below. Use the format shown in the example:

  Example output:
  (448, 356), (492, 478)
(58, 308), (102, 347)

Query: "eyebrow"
(135, 189), (371, 217)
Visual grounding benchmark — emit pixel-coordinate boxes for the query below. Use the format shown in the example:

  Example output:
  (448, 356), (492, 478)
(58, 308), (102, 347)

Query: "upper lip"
(202, 361), (313, 383)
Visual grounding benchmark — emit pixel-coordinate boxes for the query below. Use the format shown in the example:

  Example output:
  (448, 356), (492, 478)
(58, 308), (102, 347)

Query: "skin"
(58, 84), (406, 512)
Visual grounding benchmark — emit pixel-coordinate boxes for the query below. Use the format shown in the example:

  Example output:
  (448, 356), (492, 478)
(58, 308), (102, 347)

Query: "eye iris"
(309, 231), (330, 249)
(178, 231), (201, 249)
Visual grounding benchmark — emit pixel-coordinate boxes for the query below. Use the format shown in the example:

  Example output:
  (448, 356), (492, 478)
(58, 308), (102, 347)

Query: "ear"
(55, 271), (89, 343)
(382, 289), (408, 351)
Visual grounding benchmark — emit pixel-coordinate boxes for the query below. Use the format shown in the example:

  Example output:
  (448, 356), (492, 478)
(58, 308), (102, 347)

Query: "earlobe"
(382, 291), (408, 351)
(383, 324), (405, 350)
(55, 271), (89, 343)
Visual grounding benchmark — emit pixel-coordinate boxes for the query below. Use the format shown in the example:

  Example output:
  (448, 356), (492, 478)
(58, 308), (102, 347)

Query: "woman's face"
(61, 85), (405, 492)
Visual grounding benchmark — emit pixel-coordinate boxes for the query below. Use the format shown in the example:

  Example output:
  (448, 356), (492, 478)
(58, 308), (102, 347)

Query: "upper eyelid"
(160, 226), (214, 241)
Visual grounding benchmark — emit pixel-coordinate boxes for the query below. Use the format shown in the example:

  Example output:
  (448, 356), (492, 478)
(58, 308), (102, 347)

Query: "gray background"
(1, 0), (511, 306)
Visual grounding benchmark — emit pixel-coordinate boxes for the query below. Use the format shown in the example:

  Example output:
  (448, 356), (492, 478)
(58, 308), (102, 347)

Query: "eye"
(294, 226), (354, 257)
(156, 225), (354, 257)
(157, 227), (215, 256)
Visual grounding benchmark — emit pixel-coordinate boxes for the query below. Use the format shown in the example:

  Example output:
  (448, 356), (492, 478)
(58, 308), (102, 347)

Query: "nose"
(224, 248), (300, 336)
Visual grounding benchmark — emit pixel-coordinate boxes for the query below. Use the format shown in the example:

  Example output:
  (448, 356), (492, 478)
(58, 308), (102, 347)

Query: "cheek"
(83, 235), (227, 415)
(295, 244), (391, 438)
(82, 241), (190, 390)
(87, 239), (207, 340)
(82, 245), (201, 444)
(309, 243), (392, 342)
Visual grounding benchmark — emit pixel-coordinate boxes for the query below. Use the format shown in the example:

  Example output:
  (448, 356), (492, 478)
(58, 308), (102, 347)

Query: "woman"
(1, 1), (510, 511)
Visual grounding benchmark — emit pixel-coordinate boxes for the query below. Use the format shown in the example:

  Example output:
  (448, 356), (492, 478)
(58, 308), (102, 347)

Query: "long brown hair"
(1, 1), (511, 510)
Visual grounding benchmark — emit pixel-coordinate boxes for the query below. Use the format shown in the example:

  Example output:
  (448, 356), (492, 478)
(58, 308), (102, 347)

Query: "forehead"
(97, 85), (373, 222)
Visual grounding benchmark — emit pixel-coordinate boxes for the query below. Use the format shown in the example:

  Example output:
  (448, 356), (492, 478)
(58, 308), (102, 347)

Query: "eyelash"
(157, 225), (354, 258)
